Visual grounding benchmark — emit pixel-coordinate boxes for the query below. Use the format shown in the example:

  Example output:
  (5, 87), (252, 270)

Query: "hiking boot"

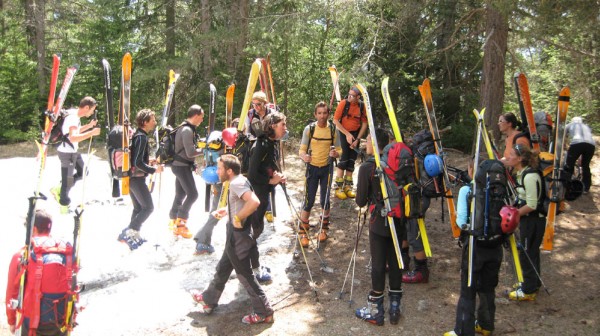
(254, 266), (272, 284)
(344, 185), (356, 198)
(317, 228), (328, 242)
(299, 234), (309, 248)
(173, 218), (192, 239)
(118, 228), (141, 251)
(265, 211), (274, 223)
(190, 289), (215, 314)
(388, 290), (402, 325)
(475, 321), (492, 335)
(195, 243), (215, 255)
(241, 312), (274, 324)
(50, 185), (61, 203)
(355, 292), (385, 326)
(509, 288), (536, 301)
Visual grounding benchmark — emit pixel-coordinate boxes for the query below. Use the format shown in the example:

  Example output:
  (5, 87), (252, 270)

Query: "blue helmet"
(201, 166), (219, 184)
(424, 154), (443, 177)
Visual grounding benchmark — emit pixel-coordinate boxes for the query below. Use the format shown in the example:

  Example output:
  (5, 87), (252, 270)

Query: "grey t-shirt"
(566, 121), (595, 146)
(228, 174), (253, 217)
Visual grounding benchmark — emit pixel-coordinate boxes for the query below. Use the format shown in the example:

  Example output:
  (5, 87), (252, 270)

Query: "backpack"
(234, 132), (253, 175)
(307, 121), (336, 153)
(22, 236), (75, 332)
(156, 122), (195, 166)
(338, 99), (364, 123)
(367, 157), (404, 218)
(107, 125), (126, 178)
(411, 129), (444, 198)
(518, 152), (565, 217)
(470, 159), (510, 244)
(48, 110), (74, 149)
(381, 142), (420, 218)
(514, 111), (554, 152)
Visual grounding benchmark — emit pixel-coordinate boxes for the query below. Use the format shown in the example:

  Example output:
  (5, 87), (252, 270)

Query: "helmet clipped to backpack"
(499, 205), (520, 234)
(201, 166), (219, 184)
(424, 154), (443, 177)
(222, 127), (238, 147)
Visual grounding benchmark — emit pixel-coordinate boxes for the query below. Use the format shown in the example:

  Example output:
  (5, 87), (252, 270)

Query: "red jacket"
(5, 248), (23, 326)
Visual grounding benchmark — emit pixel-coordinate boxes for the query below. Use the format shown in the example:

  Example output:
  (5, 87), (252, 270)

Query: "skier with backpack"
(6, 209), (77, 335)
(445, 158), (518, 336)
(50, 97), (101, 214)
(297, 101), (341, 246)
(167, 105), (204, 239)
(354, 129), (405, 326)
(497, 112), (534, 162)
(332, 86), (368, 199)
(564, 116), (596, 193)
(117, 109), (163, 250)
(504, 144), (545, 301)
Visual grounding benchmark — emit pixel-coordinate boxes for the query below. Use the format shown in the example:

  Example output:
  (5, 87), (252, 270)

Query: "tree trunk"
(436, 0), (460, 123)
(200, 0), (212, 80)
(480, 2), (508, 143)
(166, 0), (175, 57)
(23, 0), (46, 98)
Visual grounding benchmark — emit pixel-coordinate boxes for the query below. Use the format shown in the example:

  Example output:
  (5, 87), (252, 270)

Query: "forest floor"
(0, 139), (599, 336)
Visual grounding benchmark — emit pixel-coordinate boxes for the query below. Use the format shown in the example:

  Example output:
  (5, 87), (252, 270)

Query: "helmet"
(499, 205), (520, 234)
(201, 166), (219, 185)
(424, 154), (443, 177)
(222, 127), (238, 147)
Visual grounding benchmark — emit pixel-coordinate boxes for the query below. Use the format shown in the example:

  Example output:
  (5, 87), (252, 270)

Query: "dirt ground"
(0, 139), (599, 336)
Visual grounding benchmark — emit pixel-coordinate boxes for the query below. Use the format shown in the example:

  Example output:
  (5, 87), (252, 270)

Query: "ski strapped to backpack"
(120, 52), (132, 195)
(543, 86), (570, 251)
(356, 83), (404, 270)
(233, 59), (261, 175)
(514, 73), (541, 152)
(418, 78), (460, 238)
(382, 76), (432, 257)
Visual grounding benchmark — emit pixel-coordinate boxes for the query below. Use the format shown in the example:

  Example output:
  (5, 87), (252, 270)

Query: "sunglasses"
(514, 144), (526, 156)
(252, 102), (264, 108)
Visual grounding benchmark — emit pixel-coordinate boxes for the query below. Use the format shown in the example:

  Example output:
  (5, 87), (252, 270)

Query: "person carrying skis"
(504, 144), (544, 301)
(564, 116), (596, 193)
(247, 112), (288, 283)
(117, 109), (163, 250)
(168, 104), (204, 238)
(298, 101), (341, 246)
(354, 129), (404, 326)
(498, 112), (530, 162)
(445, 158), (505, 336)
(244, 91), (277, 224)
(332, 86), (368, 200)
(190, 154), (274, 324)
(6, 209), (72, 336)
(51, 96), (101, 214)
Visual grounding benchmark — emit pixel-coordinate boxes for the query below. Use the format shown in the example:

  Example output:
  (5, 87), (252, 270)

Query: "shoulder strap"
(340, 99), (351, 121)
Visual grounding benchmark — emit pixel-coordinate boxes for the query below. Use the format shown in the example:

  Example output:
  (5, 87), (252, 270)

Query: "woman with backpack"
(498, 112), (530, 162)
(504, 144), (544, 301)
(354, 128), (404, 326)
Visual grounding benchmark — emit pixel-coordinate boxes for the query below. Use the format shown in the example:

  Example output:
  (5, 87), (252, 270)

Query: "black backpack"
(48, 110), (74, 148)
(338, 98), (364, 122)
(307, 121), (335, 153)
(411, 129), (443, 198)
(470, 159), (510, 243)
(156, 122), (195, 166)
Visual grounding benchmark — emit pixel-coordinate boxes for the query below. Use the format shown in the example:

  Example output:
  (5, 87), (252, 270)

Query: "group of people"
(6, 83), (595, 334)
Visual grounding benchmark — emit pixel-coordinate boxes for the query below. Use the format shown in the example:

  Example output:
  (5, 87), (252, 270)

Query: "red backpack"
(20, 236), (75, 333)
(377, 142), (417, 218)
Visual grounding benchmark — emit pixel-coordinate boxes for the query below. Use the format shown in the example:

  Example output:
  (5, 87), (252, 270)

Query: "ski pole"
(516, 240), (550, 295)
(338, 208), (367, 306)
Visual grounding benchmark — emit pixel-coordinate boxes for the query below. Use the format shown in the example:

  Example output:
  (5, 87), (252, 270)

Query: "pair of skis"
(514, 73), (570, 251)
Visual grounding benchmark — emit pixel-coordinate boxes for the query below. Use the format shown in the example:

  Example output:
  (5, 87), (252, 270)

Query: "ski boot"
(388, 289), (402, 325)
(173, 218), (193, 239)
(508, 288), (536, 301)
(195, 243), (215, 255)
(444, 331), (458, 336)
(168, 218), (177, 231)
(50, 185), (61, 203)
(190, 289), (215, 314)
(334, 178), (347, 200)
(118, 228), (141, 251)
(254, 266), (272, 284)
(355, 291), (385, 326)
(475, 320), (492, 335)
(317, 216), (330, 242)
(343, 176), (356, 198)
(402, 258), (429, 283)
(298, 220), (310, 248)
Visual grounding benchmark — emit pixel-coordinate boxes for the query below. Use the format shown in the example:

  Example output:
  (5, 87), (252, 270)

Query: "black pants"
(57, 151), (84, 206)
(369, 218), (405, 293)
(302, 164), (332, 212)
(169, 165), (198, 220)
(128, 176), (154, 231)
(453, 240), (503, 336)
(249, 184), (271, 269)
(565, 142), (595, 191)
(519, 215), (545, 294)
(201, 230), (273, 318)
(337, 130), (359, 172)
(194, 183), (222, 245)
